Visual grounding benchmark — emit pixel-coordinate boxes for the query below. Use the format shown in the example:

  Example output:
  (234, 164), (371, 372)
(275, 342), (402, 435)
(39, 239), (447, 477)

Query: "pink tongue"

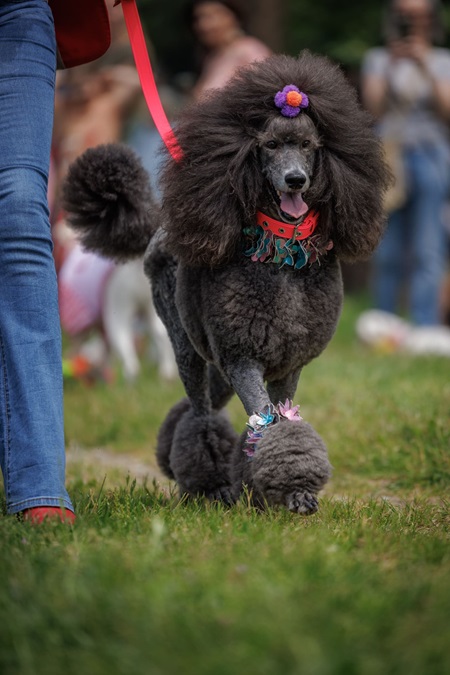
(280, 192), (308, 218)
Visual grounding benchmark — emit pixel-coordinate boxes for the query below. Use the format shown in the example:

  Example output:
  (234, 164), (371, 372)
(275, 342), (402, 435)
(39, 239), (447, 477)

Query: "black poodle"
(64, 51), (390, 514)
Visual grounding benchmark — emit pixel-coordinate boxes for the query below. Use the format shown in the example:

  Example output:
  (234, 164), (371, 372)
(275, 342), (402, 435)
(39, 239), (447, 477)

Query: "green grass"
(1, 295), (449, 675)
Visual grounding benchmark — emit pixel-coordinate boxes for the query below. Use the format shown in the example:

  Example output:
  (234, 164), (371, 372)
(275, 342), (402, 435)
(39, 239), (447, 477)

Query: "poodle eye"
(302, 140), (311, 148)
(265, 140), (278, 150)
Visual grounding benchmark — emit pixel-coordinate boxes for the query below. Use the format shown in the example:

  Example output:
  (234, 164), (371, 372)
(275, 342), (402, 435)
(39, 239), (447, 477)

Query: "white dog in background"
(58, 230), (177, 382)
(103, 258), (177, 381)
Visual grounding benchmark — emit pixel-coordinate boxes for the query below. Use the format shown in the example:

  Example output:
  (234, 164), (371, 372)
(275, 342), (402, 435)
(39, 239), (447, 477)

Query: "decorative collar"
(244, 210), (333, 269)
(256, 210), (319, 241)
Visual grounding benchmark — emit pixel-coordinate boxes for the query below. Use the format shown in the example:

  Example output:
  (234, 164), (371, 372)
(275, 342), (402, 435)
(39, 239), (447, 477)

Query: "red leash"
(119, 0), (183, 162)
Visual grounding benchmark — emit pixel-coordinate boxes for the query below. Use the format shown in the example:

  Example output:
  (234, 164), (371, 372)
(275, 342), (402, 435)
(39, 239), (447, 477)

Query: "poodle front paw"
(287, 491), (318, 515)
(206, 485), (234, 506)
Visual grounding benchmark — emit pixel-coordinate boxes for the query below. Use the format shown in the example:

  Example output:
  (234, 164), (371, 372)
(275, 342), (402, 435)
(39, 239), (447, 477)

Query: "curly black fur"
(161, 50), (390, 266)
(62, 51), (391, 513)
(63, 144), (158, 261)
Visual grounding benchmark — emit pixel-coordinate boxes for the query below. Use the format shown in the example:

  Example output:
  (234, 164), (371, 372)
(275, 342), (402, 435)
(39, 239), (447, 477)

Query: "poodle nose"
(285, 172), (307, 189)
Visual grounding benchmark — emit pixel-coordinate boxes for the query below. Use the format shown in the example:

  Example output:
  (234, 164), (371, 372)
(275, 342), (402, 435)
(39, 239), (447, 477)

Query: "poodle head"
(161, 50), (390, 266)
(256, 113), (321, 223)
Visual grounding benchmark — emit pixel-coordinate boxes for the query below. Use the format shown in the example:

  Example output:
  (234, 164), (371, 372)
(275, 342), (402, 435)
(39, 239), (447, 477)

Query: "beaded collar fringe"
(244, 211), (333, 269)
(244, 400), (303, 458)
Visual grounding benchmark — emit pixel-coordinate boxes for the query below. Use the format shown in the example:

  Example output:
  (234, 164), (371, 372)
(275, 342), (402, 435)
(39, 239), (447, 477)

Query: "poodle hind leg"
(146, 238), (237, 501)
(148, 302), (177, 381)
(168, 366), (235, 502)
(165, 346), (238, 503)
(170, 409), (238, 504)
(151, 331), (235, 500)
(145, 234), (211, 414)
(208, 364), (234, 410)
(153, 351), (235, 500)
(155, 398), (192, 479)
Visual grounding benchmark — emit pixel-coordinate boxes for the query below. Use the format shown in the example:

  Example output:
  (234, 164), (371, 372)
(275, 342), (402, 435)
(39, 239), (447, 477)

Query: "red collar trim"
(256, 210), (319, 241)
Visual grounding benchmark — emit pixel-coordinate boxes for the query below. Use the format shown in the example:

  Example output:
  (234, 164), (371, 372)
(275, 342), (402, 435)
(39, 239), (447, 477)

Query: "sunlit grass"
(1, 295), (449, 675)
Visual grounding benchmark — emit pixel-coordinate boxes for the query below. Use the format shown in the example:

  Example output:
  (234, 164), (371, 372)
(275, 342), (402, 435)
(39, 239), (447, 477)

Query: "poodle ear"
(317, 142), (389, 261)
(161, 133), (262, 267)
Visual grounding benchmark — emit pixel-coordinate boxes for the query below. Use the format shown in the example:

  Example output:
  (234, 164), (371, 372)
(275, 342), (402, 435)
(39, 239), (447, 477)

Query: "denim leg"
(407, 146), (449, 326)
(373, 206), (407, 315)
(0, 1), (73, 513)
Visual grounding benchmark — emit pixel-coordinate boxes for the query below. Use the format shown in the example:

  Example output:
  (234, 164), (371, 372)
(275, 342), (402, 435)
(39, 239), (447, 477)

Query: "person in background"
(187, 0), (271, 98)
(361, 0), (450, 327)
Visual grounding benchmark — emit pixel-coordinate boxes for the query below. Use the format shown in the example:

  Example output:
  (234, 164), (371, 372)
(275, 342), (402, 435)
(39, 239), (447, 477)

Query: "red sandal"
(21, 507), (76, 524)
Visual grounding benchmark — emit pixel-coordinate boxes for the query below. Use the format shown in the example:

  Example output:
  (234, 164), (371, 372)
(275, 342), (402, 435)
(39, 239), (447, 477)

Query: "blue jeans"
(374, 144), (450, 326)
(0, 0), (73, 514)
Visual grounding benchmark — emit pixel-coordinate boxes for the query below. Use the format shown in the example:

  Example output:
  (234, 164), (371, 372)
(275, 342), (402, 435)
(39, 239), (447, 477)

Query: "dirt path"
(66, 446), (166, 485)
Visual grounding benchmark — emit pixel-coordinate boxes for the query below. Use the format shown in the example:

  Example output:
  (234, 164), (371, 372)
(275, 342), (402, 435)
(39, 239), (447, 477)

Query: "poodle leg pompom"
(232, 420), (331, 514)
(156, 398), (192, 479)
(170, 410), (239, 504)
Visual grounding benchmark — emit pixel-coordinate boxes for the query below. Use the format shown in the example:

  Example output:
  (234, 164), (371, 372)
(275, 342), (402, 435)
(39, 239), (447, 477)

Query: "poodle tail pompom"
(62, 143), (158, 262)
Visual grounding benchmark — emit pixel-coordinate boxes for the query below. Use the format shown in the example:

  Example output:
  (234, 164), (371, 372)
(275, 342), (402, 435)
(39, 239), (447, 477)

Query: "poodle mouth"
(269, 184), (309, 221)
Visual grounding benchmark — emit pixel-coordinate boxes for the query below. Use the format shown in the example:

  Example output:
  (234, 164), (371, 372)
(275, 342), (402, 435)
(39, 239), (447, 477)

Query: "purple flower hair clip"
(274, 85), (309, 118)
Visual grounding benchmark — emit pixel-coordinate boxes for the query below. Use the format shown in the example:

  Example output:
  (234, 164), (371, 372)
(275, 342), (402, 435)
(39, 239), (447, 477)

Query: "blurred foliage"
(137, 0), (198, 79)
(287, 0), (450, 68)
(286, 0), (383, 68)
(135, 0), (450, 81)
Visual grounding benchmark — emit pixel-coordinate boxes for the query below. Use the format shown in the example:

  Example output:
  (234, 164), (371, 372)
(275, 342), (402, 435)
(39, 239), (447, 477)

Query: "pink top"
(194, 36), (271, 96)
(58, 243), (115, 336)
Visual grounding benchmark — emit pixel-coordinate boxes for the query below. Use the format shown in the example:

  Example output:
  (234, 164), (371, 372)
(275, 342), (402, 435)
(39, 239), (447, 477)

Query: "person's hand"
(388, 38), (409, 60)
(404, 36), (430, 69)
(389, 36), (429, 67)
